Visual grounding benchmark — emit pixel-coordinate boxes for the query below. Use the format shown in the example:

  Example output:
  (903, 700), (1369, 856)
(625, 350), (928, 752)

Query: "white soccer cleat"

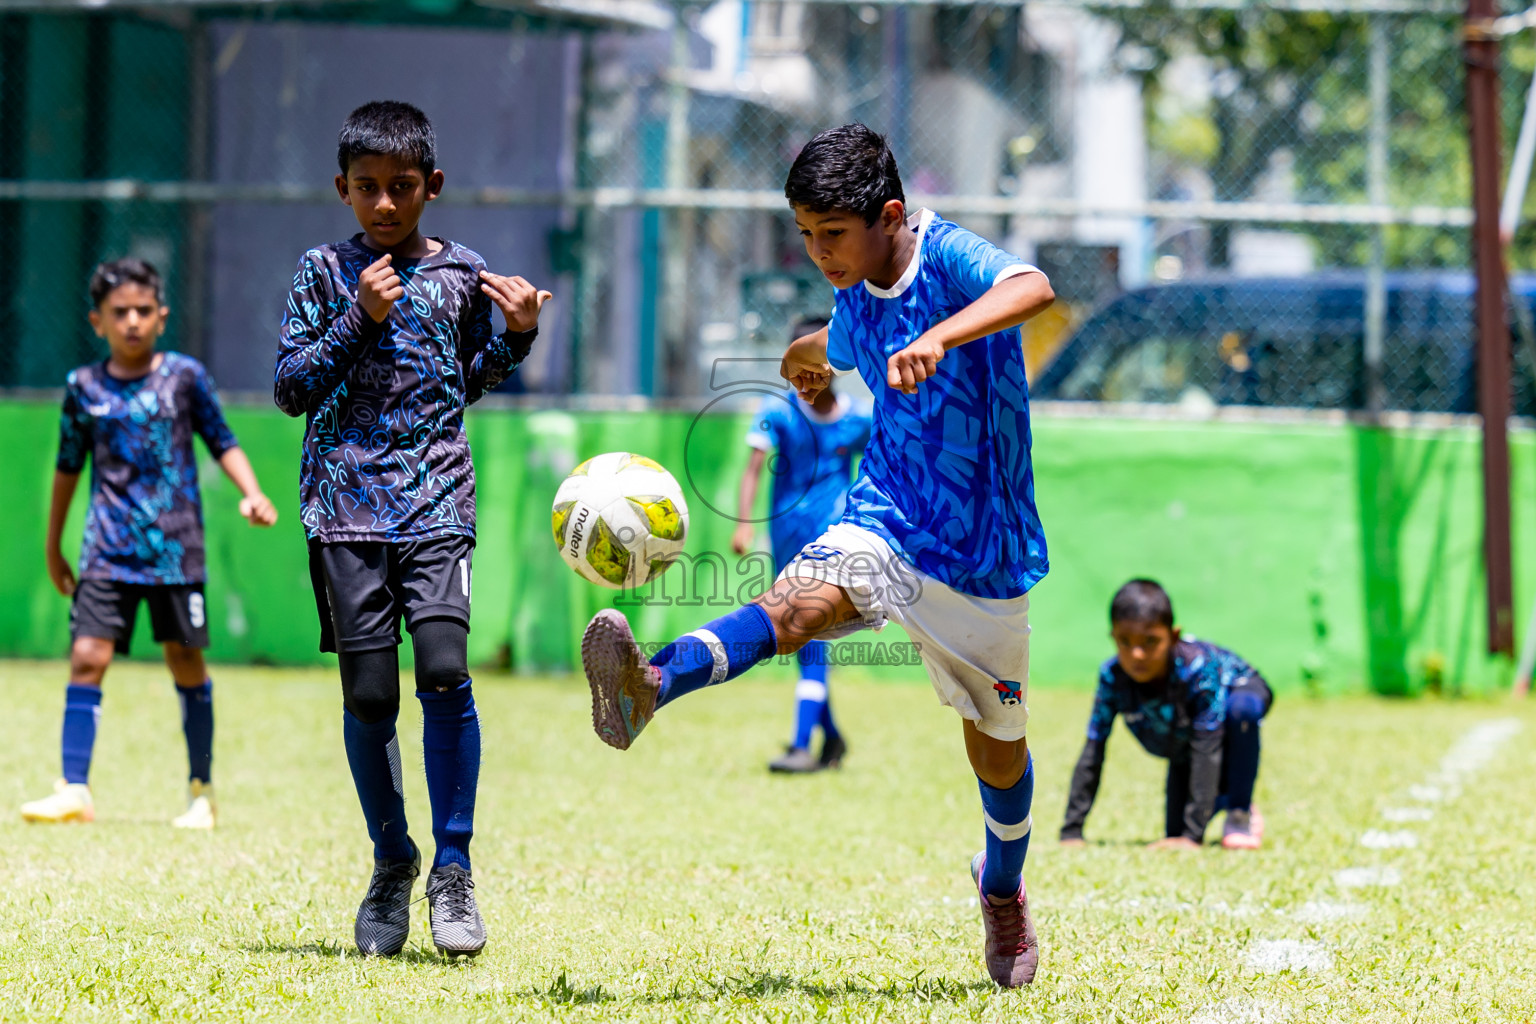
(21, 779), (95, 824)
(172, 781), (216, 830)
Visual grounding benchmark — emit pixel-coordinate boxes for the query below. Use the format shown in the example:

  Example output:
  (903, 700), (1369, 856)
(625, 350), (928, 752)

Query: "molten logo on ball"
(552, 451), (690, 590)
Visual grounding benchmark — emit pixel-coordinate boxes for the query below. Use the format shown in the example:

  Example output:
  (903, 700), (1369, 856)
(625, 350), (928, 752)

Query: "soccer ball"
(551, 452), (690, 590)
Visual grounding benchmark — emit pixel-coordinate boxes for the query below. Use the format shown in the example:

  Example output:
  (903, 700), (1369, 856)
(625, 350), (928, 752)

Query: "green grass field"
(3, 659), (1534, 1023)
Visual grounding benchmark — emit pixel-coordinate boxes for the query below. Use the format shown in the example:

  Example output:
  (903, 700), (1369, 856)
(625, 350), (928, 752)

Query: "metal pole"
(1466, 0), (1515, 656)
(1364, 16), (1389, 414)
(662, 0), (693, 397)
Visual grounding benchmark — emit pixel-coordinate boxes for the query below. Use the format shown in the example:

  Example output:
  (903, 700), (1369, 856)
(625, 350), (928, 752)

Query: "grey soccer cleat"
(426, 863), (487, 958)
(768, 746), (824, 774)
(355, 841), (420, 957)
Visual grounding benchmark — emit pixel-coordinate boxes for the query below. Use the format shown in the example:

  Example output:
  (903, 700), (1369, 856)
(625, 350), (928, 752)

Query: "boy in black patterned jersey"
(275, 101), (548, 959)
(21, 258), (277, 830)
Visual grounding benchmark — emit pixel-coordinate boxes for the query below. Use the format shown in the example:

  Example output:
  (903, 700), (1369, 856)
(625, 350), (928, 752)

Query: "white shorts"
(776, 522), (1031, 741)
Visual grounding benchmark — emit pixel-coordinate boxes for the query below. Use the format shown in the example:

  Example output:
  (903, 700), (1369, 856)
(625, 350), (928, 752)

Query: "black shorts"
(70, 579), (209, 654)
(308, 536), (474, 653)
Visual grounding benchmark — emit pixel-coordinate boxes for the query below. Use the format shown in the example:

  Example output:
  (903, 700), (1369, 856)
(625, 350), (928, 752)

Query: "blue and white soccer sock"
(418, 677), (480, 872)
(176, 679), (214, 784)
(652, 604), (777, 710)
(792, 640), (834, 749)
(60, 683), (102, 785)
(342, 709), (413, 863)
(977, 753), (1035, 899)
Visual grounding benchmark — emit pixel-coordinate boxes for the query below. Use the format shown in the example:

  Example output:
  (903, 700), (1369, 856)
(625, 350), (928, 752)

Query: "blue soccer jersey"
(274, 235), (530, 543)
(57, 352), (239, 585)
(1084, 639), (1265, 758)
(825, 209), (1047, 599)
(744, 390), (872, 569)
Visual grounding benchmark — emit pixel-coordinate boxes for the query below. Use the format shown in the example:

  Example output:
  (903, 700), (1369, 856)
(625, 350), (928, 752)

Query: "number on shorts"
(188, 591), (206, 629)
(459, 558), (470, 598)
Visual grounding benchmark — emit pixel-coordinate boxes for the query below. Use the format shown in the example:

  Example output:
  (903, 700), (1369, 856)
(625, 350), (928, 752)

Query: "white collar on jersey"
(797, 391), (851, 424)
(863, 208), (935, 300)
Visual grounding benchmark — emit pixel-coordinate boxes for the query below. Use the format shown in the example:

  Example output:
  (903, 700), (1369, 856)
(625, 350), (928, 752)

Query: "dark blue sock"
(792, 641), (831, 748)
(61, 683), (102, 785)
(652, 604), (777, 710)
(177, 679), (214, 784)
(1223, 689), (1267, 811)
(418, 678), (480, 871)
(343, 709), (413, 862)
(978, 754), (1034, 899)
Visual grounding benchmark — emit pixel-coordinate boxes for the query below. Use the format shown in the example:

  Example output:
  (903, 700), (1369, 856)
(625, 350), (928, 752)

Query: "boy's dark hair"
(784, 123), (905, 226)
(337, 100), (436, 177)
(89, 258), (162, 308)
(790, 314), (830, 339)
(1110, 578), (1174, 628)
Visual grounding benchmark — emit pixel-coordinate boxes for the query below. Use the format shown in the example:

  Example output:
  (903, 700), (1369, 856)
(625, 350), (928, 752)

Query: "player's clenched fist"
(887, 333), (946, 395)
(358, 253), (404, 323)
(480, 271), (551, 334)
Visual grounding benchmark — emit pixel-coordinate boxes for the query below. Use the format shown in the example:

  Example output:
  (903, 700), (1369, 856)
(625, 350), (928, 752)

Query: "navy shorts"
(70, 579), (209, 654)
(308, 536), (474, 653)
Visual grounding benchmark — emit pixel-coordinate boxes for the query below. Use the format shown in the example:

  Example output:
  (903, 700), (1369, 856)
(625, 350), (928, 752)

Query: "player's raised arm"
(886, 271), (1054, 394)
(463, 269), (549, 404)
(780, 325), (833, 401)
(273, 253), (390, 417)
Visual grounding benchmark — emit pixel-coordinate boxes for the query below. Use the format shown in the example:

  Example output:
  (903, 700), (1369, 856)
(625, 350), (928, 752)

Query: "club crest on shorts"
(993, 679), (1023, 706)
(798, 544), (842, 562)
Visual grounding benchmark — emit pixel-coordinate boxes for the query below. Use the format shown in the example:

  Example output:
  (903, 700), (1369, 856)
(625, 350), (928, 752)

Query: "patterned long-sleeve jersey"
(274, 235), (532, 543)
(1061, 638), (1267, 841)
(58, 352), (239, 585)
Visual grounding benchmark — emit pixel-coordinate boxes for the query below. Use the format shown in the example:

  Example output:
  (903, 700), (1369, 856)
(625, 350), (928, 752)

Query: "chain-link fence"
(2, 0), (1532, 414)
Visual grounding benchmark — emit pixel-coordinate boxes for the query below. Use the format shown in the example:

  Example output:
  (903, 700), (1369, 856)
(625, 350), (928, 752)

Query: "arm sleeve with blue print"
(825, 294), (857, 374)
(462, 269), (535, 405)
(57, 376), (92, 474)
(1061, 666), (1119, 840)
(744, 394), (783, 452)
(188, 362), (238, 458)
(274, 252), (386, 417)
(1180, 661), (1229, 842)
(931, 224), (1038, 304)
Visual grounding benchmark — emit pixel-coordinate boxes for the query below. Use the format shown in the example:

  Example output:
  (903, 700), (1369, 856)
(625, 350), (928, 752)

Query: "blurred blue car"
(1030, 272), (1536, 415)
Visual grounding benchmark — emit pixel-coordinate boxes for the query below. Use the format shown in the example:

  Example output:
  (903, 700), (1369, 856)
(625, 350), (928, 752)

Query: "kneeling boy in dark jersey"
(1060, 579), (1273, 851)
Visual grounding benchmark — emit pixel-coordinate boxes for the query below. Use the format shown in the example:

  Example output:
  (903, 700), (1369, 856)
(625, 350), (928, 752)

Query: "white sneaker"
(21, 779), (94, 823)
(172, 781), (216, 830)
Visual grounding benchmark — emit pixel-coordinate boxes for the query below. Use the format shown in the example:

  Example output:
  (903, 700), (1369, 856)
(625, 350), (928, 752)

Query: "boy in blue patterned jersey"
(731, 316), (873, 774)
(274, 101), (549, 959)
(1059, 579), (1273, 851)
(582, 124), (1056, 988)
(22, 258), (278, 830)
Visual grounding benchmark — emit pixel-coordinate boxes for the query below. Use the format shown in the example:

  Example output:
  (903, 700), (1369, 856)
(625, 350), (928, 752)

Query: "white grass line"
(1244, 939), (1333, 973)
(1408, 784), (1454, 803)
(1290, 900), (1367, 923)
(1191, 997), (1293, 1024)
(1381, 807), (1435, 823)
(1333, 866), (1402, 888)
(1360, 829), (1420, 849)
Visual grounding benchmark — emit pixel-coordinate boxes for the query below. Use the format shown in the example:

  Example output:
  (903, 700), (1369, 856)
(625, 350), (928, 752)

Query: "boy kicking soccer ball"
(1059, 579), (1273, 851)
(582, 124), (1056, 988)
(22, 258), (277, 829)
(730, 315), (872, 774)
(275, 101), (548, 958)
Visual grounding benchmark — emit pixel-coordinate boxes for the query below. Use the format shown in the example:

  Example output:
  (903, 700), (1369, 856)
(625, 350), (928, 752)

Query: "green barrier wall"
(1, 401), (1528, 694)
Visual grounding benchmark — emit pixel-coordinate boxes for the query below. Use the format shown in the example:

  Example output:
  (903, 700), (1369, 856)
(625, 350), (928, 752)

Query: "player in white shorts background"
(580, 123), (1055, 990)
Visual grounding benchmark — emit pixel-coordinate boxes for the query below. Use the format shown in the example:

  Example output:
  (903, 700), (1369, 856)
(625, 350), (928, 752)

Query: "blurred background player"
(22, 258), (277, 829)
(731, 315), (872, 774)
(274, 101), (548, 959)
(1059, 578), (1273, 851)
(582, 124), (1056, 989)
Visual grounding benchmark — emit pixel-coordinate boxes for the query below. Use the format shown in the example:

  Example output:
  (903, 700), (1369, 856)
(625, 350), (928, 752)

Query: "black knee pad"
(340, 647), (401, 724)
(413, 619), (470, 693)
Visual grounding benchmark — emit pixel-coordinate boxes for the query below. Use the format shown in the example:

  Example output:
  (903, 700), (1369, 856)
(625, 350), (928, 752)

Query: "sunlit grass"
(2, 660), (1533, 1022)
